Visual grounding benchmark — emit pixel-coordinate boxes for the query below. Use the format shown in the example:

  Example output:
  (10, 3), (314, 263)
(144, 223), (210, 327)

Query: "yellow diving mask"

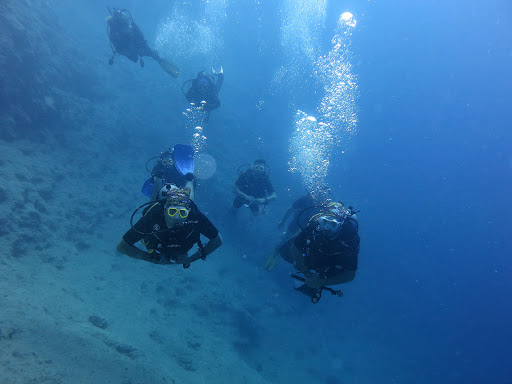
(166, 206), (190, 219)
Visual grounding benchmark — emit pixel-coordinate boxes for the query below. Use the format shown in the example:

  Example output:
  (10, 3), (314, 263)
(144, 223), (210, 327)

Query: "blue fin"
(141, 177), (154, 198)
(174, 144), (195, 176)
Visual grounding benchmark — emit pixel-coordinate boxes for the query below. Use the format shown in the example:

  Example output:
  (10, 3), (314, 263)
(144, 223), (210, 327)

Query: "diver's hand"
(305, 275), (324, 289)
(245, 195), (256, 203)
(176, 252), (202, 268)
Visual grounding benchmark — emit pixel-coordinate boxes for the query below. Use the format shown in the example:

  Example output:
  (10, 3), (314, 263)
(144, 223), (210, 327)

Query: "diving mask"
(166, 206), (190, 219)
(164, 188), (192, 222)
(318, 215), (342, 235)
(160, 149), (174, 167)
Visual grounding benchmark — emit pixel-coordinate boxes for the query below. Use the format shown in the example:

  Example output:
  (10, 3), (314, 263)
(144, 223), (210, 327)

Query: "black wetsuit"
(292, 194), (315, 211)
(281, 218), (359, 276)
(185, 74), (224, 112)
(286, 193), (315, 234)
(151, 162), (189, 189)
(233, 169), (275, 213)
(123, 201), (218, 261)
(108, 10), (159, 63)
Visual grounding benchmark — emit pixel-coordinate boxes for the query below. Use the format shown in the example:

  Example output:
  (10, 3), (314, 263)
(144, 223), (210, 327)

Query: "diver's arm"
(116, 238), (169, 264)
(151, 177), (163, 201)
(183, 233), (223, 263)
(256, 192), (276, 206)
(185, 179), (195, 201)
(265, 192), (277, 203)
(233, 185), (254, 201)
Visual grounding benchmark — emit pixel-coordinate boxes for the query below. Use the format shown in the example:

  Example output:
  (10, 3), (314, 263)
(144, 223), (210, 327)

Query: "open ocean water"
(0, 0), (511, 383)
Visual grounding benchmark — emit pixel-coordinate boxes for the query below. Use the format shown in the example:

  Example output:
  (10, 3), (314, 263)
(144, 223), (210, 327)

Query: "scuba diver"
(265, 202), (360, 303)
(141, 145), (196, 201)
(183, 68), (224, 122)
(117, 187), (222, 267)
(232, 159), (276, 216)
(278, 187), (332, 240)
(106, 7), (180, 78)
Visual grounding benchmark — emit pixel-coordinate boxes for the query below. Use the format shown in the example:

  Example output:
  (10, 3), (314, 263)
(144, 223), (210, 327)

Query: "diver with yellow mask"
(117, 187), (222, 267)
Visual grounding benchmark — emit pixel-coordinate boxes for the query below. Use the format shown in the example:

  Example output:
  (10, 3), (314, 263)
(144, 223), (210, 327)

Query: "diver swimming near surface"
(106, 7), (180, 78)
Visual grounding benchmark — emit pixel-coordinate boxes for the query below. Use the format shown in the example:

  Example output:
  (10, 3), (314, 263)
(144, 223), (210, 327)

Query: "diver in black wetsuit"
(232, 159), (276, 216)
(106, 7), (180, 78)
(265, 202), (359, 303)
(184, 68), (224, 122)
(278, 192), (314, 238)
(117, 188), (222, 267)
(278, 187), (331, 239)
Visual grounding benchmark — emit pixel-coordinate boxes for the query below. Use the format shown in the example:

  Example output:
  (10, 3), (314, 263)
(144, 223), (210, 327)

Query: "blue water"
(2, 0), (511, 383)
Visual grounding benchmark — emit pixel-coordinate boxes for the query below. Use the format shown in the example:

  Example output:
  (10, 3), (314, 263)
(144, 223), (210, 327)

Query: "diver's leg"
(279, 239), (297, 264)
(215, 73), (224, 93)
(148, 46), (180, 78)
(150, 177), (163, 201)
(150, 49), (162, 63)
(185, 180), (195, 201)
(250, 203), (259, 216)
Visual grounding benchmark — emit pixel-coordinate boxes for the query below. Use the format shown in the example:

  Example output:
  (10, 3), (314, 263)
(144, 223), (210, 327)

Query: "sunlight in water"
(270, 0), (327, 98)
(315, 11), (359, 146)
(155, 1), (227, 63)
(290, 11), (358, 192)
(289, 110), (333, 193)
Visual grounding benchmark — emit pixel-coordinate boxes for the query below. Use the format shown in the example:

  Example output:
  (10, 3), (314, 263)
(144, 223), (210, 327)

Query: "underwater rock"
(103, 338), (137, 359)
(88, 315), (108, 329)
